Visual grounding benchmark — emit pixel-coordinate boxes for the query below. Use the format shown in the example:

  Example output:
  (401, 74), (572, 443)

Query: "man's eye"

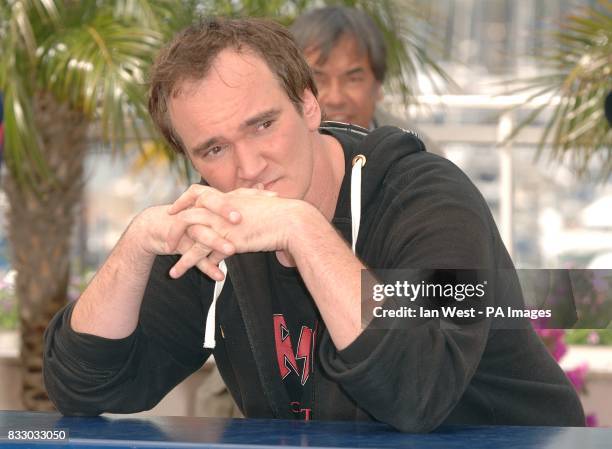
(258, 120), (273, 130)
(204, 145), (224, 158)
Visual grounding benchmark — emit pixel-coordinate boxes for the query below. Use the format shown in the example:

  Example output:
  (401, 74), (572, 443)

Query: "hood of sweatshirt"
(319, 123), (426, 250)
(321, 122), (426, 213)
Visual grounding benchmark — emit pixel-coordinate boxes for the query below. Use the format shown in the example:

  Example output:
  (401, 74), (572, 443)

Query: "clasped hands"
(137, 184), (307, 281)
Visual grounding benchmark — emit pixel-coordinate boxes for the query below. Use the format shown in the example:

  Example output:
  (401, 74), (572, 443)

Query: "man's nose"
(235, 145), (267, 181)
(321, 79), (346, 107)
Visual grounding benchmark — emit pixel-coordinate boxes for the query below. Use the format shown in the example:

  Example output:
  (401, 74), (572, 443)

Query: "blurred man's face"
(304, 35), (382, 128)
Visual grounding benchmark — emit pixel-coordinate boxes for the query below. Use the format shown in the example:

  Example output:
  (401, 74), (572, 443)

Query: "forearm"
(289, 206), (365, 350)
(71, 215), (156, 338)
(45, 298), (208, 416)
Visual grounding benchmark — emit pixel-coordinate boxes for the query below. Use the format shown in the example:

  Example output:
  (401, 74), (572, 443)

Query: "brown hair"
(148, 17), (318, 154)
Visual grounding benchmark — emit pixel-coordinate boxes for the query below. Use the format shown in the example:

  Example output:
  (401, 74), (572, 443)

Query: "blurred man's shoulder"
(373, 107), (444, 157)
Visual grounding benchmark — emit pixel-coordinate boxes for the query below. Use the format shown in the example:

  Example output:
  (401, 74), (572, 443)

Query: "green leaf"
(503, 1), (612, 180)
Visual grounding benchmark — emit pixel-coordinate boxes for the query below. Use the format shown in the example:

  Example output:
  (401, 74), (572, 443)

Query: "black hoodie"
(43, 124), (585, 432)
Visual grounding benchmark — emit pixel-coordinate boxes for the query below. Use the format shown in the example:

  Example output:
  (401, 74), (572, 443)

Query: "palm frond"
(0, 0), (65, 190)
(504, 0), (612, 180)
(37, 11), (162, 117)
(1, 0), (178, 190)
(2, 79), (51, 187)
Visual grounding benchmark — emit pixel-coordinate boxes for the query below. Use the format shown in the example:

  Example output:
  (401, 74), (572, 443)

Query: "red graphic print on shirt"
(273, 314), (314, 385)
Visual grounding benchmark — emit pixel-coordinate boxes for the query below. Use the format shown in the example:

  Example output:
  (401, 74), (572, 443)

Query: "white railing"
(386, 93), (565, 259)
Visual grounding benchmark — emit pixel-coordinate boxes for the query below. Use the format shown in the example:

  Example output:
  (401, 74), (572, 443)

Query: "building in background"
(387, 0), (612, 269)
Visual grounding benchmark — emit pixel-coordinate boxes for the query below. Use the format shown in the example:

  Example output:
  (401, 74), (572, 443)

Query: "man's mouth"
(263, 179), (279, 190)
(326, 113), (351, 123)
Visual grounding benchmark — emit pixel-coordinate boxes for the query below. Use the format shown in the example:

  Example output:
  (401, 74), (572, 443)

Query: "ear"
(301, 88), (322, 130)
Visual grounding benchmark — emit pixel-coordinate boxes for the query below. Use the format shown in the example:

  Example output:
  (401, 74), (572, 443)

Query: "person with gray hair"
(291, 5), (437, 153)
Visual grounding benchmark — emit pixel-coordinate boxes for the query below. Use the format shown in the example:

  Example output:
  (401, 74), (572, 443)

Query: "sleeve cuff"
(336, 326), (390, 365)
(56, 302), (137, 369)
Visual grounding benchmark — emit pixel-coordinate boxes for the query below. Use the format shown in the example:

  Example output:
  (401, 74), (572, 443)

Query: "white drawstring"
(202, 154), (365, 349)
(350, 155), (366, 254)
(203, 260), (227, 349)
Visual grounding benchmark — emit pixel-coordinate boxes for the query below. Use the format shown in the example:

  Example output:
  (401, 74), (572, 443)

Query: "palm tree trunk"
(3, 91), (88, 411)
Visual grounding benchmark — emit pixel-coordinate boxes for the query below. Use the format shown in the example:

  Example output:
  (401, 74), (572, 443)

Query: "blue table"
(0, 411), (609, 448)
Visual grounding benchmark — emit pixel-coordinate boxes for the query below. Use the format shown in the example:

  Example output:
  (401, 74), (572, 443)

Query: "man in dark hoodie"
(43, 17), (584, 432)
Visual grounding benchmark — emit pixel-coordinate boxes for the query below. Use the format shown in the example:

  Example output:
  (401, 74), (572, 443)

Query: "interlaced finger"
(166, 208), (234, 253)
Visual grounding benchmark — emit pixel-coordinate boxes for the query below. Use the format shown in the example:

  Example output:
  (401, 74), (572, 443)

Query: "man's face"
(168, 49), (321, 199)
(304, 35), (382, 128)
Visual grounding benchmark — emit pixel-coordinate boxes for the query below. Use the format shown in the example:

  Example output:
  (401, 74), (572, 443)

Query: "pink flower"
(537, 329), (567, 362)
(586, 413), (598, 427)
(587, 331), (600, 345)
(535, 328), (568, 361)
(565, 363), (589, 392)
(552, 339), (567, 361)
